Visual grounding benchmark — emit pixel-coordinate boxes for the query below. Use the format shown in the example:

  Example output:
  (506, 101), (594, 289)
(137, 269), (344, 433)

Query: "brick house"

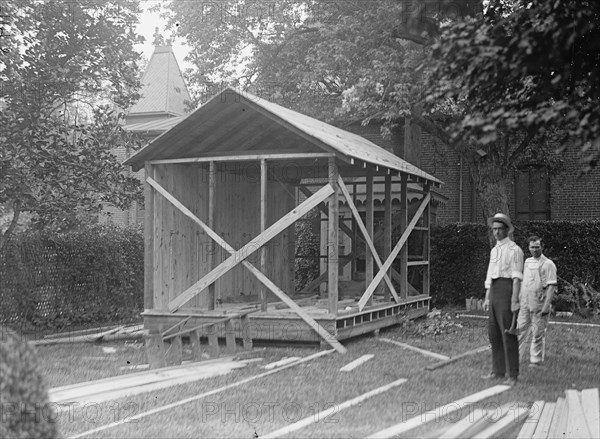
(344, 121), (600, 224)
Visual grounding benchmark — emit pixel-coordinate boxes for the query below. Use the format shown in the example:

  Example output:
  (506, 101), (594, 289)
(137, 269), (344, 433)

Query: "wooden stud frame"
(358, 191), (431, 311)
(146, 176), (347, 354)
(336, 177), (399, 303)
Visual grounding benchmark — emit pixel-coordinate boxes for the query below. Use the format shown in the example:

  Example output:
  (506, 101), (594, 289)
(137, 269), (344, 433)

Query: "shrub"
(0, 327), (59, 438)
(0, 224), (144, 331)
(430, 220), (600, 316)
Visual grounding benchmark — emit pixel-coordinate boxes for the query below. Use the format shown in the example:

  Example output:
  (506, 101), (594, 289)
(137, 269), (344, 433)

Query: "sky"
(134, 1), (193, 72)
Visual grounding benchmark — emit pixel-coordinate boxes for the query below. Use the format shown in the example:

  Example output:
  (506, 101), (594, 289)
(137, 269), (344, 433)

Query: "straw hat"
(487, 213), (514, 234)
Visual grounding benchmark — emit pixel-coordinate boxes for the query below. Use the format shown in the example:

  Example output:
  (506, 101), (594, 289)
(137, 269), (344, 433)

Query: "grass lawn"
(33, 312), (600, 438)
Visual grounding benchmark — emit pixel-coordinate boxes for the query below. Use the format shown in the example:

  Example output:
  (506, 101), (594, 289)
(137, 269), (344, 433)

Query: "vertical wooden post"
(383, 173), (392, 302)
(241, 314), (253, 350)
(328, 157), (339, 316)
(365, 171), (374, 306)
(260, 159), (268, 311)
(224, 319), (236, 354)
(399, 173), (408, 299)
(190, 330), (202, 361)
(351, 182), (357, 279)
(208, 161), (216, 310)
(144, 164), (155, 311)
(423, 184), (431, 297)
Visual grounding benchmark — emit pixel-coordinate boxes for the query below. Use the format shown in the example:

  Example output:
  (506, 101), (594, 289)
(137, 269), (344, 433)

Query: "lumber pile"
(517, 388), (599, 439)
(435, 388), (599, 439)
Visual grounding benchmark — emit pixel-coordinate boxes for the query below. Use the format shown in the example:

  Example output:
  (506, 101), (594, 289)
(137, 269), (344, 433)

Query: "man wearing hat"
(482, 213), (524, 386)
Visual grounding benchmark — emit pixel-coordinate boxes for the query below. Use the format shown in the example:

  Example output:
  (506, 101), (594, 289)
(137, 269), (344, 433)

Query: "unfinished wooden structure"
(124, 88), (443, 366)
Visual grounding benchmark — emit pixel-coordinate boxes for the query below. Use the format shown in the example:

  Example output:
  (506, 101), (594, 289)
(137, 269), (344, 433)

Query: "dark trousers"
(488, 278), (519, 378)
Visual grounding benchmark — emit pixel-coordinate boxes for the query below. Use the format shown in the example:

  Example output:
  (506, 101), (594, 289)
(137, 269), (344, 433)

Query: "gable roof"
(127, 45), (191, 118)
(124, 88), (442, 186)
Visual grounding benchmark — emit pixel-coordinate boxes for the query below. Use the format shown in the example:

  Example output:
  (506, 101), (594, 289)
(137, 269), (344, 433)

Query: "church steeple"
(125, 36), (191, 127)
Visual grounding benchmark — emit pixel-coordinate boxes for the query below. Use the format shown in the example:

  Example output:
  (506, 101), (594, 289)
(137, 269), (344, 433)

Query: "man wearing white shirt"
(482, 213), (524, 386)
(517, 236), (557, 366)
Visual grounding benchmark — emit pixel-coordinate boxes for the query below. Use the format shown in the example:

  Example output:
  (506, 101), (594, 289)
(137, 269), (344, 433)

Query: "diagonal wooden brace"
(147, 177), (346, 353)
(337, 176), (399, 303)
(159, 181), (334, 312)
(358, 193), (431, 311)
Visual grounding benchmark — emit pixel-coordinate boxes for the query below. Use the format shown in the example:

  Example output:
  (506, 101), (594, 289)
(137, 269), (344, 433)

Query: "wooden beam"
(425, 344), (491, 371)
(383, 173), (392, 302)
(158, 180), (334, 311)
(516, 401), (545, 439)
(423, 184), (431, 297)
(379, 338), (449, 361)
(531, 401), (556, 439)
(260, 159), (268, 312)
(565, 390), (592, 438)
(399, 173), (408, 299)
(148, 153), (334, 165)
(337, 177), (398, 303)
(367, 385), (511, 439)
(581, 388), (600, 439)
(358, 192), (431, 310)
(328, 157), (339, 315)
(365, 172), (374, 306)
(144, 164), (155, 310)
(208, 161), (216, 310)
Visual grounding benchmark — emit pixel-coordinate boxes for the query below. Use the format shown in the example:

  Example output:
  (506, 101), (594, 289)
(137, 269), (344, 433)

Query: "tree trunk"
(471, 161), (513, 246)
(0, 200), (21, 252)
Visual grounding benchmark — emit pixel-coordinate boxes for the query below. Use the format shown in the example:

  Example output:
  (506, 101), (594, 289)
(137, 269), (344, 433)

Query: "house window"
(515, 167), (550, 220)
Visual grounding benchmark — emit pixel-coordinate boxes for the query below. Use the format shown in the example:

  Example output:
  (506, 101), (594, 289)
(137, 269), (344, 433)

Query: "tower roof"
(127, 44), (191, 119)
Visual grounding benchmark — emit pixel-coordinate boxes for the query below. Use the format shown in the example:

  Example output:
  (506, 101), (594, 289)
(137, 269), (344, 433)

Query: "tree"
(429, 0), (600, 173)
(0, 0), (145, 249)
(165, 0), (585, 220)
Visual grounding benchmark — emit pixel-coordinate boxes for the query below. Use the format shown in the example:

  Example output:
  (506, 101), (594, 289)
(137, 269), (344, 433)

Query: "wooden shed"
(124, 88), (443, 365)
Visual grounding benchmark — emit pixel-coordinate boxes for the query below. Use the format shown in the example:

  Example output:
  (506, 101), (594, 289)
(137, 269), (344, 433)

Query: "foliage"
(430, 220), (600, 316)
(165, 0), (579, 221)
(0, 224), (144, 331)
(413, 308), (464, 338)
(0, 0), (145, 248)
(294, 209), (320, 291)
(428, 0), (600, 172)
(0, 327), (59, 439)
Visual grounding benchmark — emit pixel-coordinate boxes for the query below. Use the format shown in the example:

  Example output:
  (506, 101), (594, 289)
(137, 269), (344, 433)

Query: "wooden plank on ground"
(565, 390), (592, 438)
(547, 397), (567, 439)
(367, 385), (511, 439)
(380, 338), (450, 361)
(32, 326), (125, 345)
(340, 354), (375, 372)
(472, 403), (530, 439)
(441, 406), (490, 439)
(425, 345), (491, 371)
(517, 401), (545, 439)
(531, 401), (556, 439)
(261, 378), (408, 439)
(69, 349), (335, 439)
(581, 388), (600, 439)
(358, 192), (430, 311)
(263, 357), (301, 370)
(156, 180), (334, 311)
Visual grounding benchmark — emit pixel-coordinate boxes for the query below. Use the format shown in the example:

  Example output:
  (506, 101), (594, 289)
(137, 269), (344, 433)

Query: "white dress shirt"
(484, 237), (524, 289)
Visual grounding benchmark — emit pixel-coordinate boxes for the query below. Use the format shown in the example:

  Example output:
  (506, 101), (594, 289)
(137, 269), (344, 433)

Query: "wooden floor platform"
(143, 294), (430, 345)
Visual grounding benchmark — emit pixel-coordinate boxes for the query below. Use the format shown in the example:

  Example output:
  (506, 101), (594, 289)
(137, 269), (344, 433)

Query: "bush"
(430, 220), (600, 316)
(0, 327), (59, 438)
(0, 224), (144, 331)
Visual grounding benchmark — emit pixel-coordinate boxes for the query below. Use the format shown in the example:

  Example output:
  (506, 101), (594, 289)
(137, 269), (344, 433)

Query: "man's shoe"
(481, 373), (504, 380)
(502, 377), (518, 386)
(528, 362), (543, 368)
